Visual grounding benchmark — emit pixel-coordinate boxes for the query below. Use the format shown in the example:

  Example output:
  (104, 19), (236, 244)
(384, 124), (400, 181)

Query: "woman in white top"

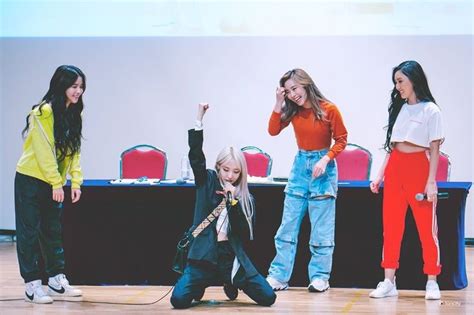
(369, 61), (444, 300)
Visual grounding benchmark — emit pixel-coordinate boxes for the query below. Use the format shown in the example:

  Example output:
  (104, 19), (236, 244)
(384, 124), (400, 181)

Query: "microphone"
(415, 192), (449, 201)
(226, 190), (233, 202)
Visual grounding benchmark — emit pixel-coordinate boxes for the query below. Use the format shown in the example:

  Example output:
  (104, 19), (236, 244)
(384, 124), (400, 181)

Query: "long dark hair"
(279, 68), (329, 123)
(384, 60), (436, 152)
(22, 65), (86, 161)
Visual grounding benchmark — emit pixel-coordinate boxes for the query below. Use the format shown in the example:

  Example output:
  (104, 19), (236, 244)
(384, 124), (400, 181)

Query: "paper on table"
(109, 178), (161, 185)
(246, 176), (288, 185)
(248, 176), (283, 184)
(160, 179), (195, 184)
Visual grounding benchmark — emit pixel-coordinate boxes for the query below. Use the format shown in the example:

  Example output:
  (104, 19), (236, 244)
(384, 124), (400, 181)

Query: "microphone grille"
(415, 193), (424, 201)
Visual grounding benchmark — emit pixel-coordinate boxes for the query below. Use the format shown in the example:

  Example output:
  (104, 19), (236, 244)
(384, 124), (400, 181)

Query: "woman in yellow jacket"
(15, 65), (85, 304)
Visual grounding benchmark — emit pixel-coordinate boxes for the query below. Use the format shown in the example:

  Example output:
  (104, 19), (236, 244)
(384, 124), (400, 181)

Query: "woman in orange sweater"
(266, 69), (347, 292)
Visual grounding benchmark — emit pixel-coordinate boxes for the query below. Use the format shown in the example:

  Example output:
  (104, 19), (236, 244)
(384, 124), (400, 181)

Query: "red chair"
(436, 151), (451, 181)
(120, 144), (167, 179)
(241, 146), (272, 177)
(335, 143), (372, 181)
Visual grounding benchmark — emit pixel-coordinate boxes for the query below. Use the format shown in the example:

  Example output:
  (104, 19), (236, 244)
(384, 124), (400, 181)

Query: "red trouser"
(382, 149), (441, 275)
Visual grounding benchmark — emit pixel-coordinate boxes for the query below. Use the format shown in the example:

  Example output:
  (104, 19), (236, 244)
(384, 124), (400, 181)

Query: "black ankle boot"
(223, 283), (238, 300)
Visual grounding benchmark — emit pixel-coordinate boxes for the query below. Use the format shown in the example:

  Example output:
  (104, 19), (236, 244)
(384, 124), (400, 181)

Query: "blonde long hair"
(215, 146), (254, 240)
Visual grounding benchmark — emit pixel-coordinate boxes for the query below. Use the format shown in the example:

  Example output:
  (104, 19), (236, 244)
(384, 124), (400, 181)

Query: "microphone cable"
(0, 285), (174, 305)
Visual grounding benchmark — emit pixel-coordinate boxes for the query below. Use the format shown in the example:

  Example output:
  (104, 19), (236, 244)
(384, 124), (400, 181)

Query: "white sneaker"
(48, 274), (82, 297)
(425, 280), (441, 300)
(308, 278), (330, 292)
(266, 276), (289, 291)
(369, 278), (398, 298)
(25, 279), (53, 304)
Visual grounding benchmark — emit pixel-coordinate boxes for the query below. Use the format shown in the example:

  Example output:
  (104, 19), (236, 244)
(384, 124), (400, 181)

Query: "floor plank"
(0, 242), (472, 314)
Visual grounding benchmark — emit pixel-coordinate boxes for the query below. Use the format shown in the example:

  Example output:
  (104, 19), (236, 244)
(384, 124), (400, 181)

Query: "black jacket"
(186, 129), (258, 278)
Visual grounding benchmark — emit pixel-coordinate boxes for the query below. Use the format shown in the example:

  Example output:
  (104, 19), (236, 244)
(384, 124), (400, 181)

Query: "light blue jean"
(268, 149), (337, 283)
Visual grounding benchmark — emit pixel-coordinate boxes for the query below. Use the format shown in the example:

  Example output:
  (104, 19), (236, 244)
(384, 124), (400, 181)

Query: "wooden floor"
(0, 241), (473, 314)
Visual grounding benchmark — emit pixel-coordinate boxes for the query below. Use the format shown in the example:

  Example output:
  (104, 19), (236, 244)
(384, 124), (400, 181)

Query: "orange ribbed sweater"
(268, 101), (348, 160)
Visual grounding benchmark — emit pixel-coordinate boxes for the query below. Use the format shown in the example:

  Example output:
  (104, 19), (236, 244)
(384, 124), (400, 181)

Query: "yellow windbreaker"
(16, 103), (83, 189)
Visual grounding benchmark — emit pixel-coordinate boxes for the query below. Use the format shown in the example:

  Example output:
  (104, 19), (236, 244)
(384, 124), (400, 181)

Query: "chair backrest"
(120, 144), (167, 179)
(335, 143), (372, 180)
(436, 151), (451, 181)
(241, 146), (272, 177)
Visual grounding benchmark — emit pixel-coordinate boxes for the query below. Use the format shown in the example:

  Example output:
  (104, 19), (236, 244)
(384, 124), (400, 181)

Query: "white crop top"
(390, 101), (444, 148)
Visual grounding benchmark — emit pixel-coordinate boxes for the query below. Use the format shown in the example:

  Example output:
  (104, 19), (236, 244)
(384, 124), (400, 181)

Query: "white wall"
(1, 36), (472, 236)
(1, 0), (472, 37)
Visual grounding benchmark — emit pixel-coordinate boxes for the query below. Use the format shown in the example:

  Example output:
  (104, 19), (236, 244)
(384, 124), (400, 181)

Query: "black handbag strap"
(190, 198), (227, 238)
